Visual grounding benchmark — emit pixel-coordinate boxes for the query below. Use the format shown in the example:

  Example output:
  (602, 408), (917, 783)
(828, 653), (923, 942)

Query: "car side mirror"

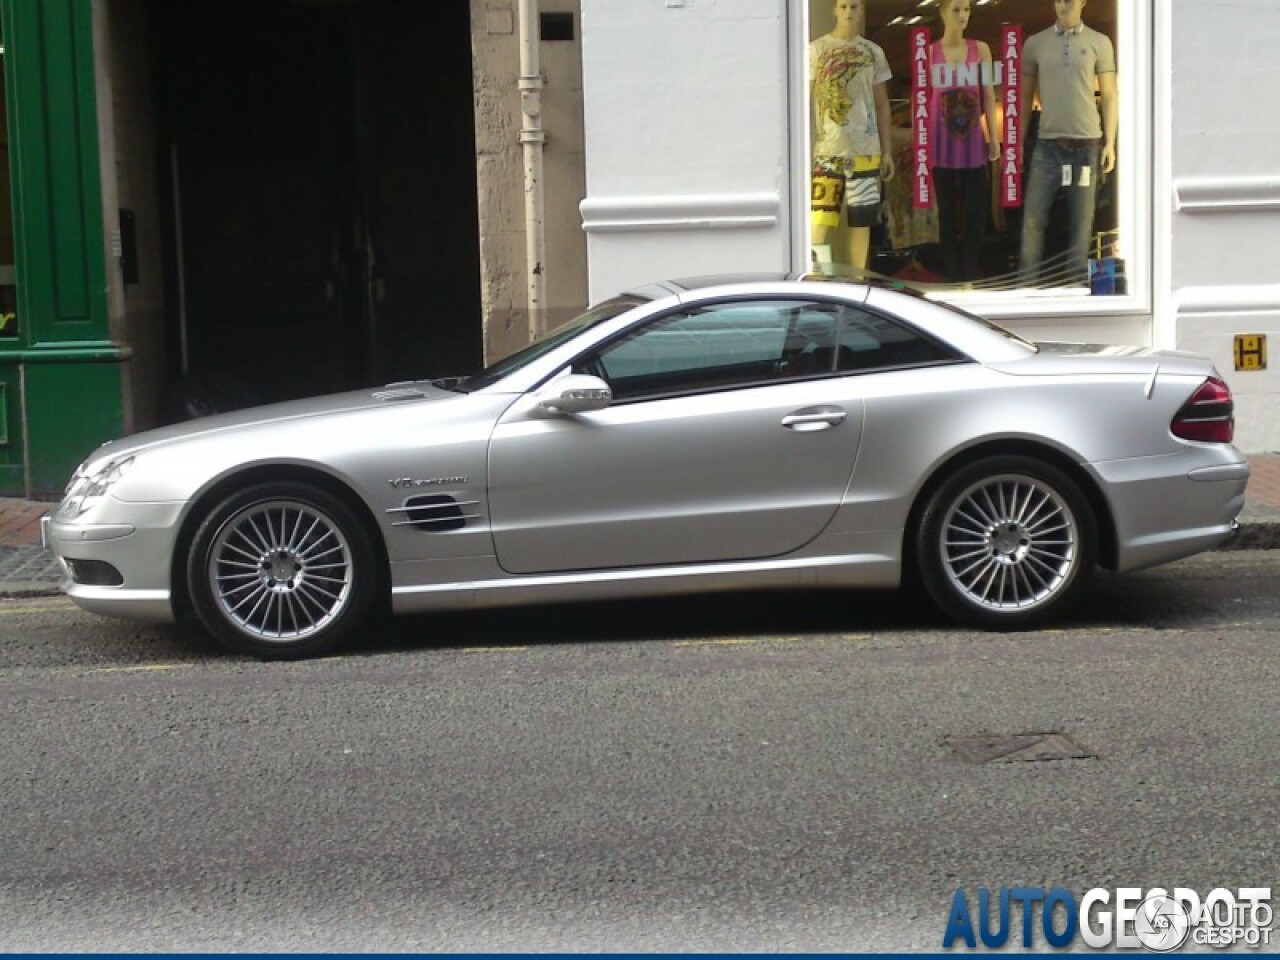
(534, 374), (613, 415)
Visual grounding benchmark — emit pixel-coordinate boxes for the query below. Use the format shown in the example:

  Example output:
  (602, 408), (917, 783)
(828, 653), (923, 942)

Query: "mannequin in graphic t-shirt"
(810, 0), (896, 270)
(928, 0), (1001, 283)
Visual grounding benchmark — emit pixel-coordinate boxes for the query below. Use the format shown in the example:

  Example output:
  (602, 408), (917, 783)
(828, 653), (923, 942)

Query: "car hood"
(85, 381), (464, 465)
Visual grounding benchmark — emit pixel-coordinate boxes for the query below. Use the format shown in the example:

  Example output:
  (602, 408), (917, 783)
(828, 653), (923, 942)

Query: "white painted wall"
(1168, 0), (1280, 452)
(579, 0), (792, 301)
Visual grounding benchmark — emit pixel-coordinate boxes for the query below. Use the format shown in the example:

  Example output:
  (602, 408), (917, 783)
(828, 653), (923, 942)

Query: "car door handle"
(781, 408), (847, 431)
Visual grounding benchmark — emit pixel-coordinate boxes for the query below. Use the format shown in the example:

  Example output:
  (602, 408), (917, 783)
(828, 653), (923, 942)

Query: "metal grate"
(945, 732), (1098, 764)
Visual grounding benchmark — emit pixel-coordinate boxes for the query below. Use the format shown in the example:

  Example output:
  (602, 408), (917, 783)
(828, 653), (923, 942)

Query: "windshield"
(457, 296), (648, 392)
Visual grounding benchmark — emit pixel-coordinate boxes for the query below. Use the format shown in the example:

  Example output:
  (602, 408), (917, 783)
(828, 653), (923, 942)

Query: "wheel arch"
(169, 464), (391, 620)
(904, 439), (1119, 575)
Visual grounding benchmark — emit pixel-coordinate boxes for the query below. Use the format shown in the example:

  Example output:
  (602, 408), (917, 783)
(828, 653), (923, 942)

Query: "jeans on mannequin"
(1018, 140), (1101, 286)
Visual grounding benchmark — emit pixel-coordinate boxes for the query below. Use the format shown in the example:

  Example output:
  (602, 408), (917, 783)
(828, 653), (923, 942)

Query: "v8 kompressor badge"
(388, 476), (468, 488)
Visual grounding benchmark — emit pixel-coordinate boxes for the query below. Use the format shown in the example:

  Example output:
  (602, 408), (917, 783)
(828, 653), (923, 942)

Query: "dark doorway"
(153, 0), (482, 409)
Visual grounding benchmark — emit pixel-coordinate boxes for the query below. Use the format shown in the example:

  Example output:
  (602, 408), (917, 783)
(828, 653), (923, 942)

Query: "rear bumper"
(1095, 453), (1249, 573)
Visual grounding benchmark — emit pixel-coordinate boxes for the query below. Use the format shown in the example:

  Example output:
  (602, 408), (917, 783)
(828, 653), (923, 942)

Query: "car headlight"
(56, 455), (135, 519)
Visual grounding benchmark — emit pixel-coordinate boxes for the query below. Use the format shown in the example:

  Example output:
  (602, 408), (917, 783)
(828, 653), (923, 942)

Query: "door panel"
(488, 379), (865, 574)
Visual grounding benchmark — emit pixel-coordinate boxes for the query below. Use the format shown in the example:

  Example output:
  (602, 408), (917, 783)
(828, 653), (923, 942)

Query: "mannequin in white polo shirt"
(1017, 0), (1117, 286)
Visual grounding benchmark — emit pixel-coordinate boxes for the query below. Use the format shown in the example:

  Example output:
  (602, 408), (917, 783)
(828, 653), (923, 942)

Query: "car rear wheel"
(915, 456), (1096, 630)
(187, 481), (378, 659)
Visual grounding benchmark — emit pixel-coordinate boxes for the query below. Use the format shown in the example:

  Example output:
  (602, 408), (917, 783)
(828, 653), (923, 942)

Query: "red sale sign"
(910, 26), (933, 209)
(1000, 24), (1022, 207)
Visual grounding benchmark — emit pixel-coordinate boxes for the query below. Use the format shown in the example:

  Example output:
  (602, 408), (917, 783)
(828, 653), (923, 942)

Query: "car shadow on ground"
(364, 565), (1239, 659)
(74, 565), (1229, 665)
(374, 586), (944, 656)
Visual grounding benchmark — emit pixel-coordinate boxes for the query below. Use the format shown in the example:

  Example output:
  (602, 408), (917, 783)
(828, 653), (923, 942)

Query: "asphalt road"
(1, 552), (1277, 951)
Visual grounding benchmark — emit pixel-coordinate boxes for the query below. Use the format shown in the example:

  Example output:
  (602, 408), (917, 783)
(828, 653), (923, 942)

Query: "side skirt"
(390, 551), (901, 615)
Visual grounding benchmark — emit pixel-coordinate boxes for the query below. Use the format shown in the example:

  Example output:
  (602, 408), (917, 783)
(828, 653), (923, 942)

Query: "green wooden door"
(0, 0), (127, 496)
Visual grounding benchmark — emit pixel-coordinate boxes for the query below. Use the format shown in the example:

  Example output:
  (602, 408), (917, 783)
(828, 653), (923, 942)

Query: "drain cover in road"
(945, 732), (1097, 764)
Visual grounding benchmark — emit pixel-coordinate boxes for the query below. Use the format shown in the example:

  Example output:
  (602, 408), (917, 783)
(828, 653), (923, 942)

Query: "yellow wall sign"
(1233, 334), (1267, 371)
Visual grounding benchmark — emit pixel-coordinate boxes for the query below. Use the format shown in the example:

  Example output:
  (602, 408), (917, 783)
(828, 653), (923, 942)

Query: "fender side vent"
(387, 495), (479, 532)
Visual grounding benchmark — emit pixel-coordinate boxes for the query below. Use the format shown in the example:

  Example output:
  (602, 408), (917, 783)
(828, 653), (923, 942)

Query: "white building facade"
(575, 0), (1280, 453)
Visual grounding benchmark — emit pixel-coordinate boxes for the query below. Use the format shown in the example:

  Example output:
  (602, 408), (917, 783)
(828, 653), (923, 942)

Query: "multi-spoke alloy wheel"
(188, 482), (378, 658)
(915, 456), (1096, 630)
(209, 499), (352, 640)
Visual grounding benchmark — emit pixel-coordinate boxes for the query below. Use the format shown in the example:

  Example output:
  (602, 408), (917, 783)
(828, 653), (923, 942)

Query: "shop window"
(801, 0), (1143, 316)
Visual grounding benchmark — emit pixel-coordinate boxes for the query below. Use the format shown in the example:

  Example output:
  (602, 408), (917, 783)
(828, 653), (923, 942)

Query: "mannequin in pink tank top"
(928, 0), (1001, 282)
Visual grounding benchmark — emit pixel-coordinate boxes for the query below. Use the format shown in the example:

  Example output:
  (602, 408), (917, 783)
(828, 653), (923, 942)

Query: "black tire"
(187, 481), (379, 659)
(914, 455), (1096, 630)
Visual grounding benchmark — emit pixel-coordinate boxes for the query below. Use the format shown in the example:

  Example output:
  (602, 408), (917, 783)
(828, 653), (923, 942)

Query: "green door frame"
(0, 0), (128, 497)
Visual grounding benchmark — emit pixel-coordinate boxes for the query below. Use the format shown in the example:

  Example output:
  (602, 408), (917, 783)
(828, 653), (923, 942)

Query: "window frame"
(573, 294), (966, 404)
(789, 0), (1153, 326)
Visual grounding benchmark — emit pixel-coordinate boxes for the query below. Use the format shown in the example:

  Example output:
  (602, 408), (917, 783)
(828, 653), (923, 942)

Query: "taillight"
(1171, 376), (1234, 443)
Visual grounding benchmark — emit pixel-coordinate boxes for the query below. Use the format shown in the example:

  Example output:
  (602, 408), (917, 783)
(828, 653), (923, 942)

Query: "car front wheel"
(915, 456), (1096, 630)
(187, 481), (378, 659)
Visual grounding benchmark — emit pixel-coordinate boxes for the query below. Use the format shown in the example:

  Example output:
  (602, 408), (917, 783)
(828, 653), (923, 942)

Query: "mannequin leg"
(810, 157), (844, 269)
(817, 225), (871, 270)
(959, 166), (988, 281)
(811, 221), (833, 271)
(934, 168), (961, 282)
(1063, 145), (1101, 285)
(1019, 142), (1061, 285)
(842, 226), (872, 270)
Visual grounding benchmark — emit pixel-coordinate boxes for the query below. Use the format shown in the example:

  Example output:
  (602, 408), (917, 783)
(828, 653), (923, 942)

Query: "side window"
(589, 300), (842, 400)
(836, 306), (958, 371)
(781, 303), (842, 376)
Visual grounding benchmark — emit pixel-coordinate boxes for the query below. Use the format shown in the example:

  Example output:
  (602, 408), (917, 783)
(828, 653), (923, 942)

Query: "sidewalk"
(3, 455), (1279, 598)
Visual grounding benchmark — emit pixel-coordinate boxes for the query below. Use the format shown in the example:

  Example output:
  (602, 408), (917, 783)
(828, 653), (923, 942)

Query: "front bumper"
(43, 498), (185, 622)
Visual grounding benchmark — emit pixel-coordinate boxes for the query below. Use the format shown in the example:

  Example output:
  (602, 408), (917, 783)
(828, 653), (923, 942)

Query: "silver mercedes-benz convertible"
(45, 275), (1249, 659)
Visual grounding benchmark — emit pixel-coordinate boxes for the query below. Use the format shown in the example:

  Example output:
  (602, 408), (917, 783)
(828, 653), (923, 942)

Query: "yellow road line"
(0, 598), (75, 615)
(674, 637), (770, 648)
(675, 634), (870, 648)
